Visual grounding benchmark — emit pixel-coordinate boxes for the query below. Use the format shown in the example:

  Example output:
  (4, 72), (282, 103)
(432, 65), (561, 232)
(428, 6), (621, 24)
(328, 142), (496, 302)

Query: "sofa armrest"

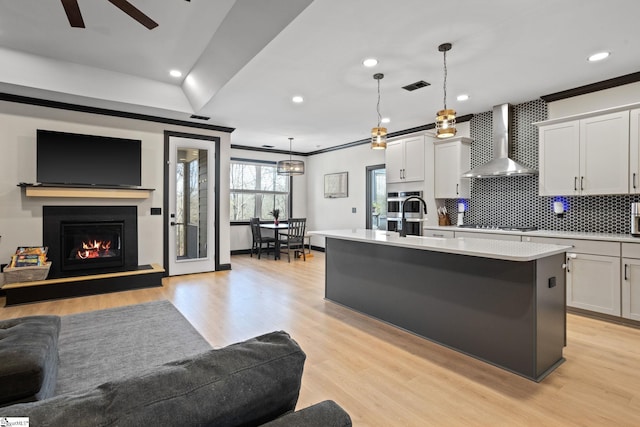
(2, 331), (305, 427)
(263, 400), (352, 427)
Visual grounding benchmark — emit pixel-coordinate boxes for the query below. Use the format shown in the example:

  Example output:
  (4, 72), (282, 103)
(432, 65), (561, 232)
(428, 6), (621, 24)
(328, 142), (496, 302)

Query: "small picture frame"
(324, 172), (348, 198)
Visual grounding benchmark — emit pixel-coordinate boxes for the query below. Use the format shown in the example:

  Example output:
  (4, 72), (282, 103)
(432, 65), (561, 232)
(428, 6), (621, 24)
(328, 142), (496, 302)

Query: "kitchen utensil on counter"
(438, 207), (451, 226)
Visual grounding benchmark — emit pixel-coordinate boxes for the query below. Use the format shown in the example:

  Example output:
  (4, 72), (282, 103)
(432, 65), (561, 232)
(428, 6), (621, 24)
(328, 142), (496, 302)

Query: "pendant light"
(371, 73), (387, 149)
(277, 137), (305, 175)
(436, 43), (456, 138)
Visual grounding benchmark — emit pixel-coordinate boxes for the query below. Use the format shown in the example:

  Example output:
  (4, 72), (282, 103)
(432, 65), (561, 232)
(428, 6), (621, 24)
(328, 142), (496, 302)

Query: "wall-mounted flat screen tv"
(37, 130), (142, 187)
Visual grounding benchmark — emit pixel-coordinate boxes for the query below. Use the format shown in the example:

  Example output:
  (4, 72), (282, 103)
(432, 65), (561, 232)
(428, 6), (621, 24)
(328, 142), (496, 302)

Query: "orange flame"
(76, 240), (112, 259)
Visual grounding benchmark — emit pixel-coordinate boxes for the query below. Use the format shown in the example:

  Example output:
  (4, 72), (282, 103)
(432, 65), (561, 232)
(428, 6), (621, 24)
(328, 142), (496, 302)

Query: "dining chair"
(249, 217), (275, 259)
(279, 218), (306, 262)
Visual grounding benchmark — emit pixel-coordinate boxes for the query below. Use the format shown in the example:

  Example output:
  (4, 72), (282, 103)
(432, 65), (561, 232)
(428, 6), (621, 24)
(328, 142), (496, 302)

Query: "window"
(230, 158), (290, 222)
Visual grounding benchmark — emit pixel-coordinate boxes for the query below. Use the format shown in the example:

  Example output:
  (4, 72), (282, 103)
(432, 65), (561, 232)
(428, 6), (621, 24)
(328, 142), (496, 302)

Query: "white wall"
(548, 81), (640, 118)
(306, 143), (385, 247)
(229, 148), (307, 251)
(0, 101), (231, 270)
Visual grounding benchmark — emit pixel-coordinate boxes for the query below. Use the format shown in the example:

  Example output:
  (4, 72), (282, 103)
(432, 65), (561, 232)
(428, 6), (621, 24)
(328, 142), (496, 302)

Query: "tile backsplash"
(443, 99), (640, 234)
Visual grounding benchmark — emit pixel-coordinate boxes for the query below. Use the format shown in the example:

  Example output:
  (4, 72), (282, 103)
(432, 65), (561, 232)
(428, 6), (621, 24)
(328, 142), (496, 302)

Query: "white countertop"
(423, 225), (640, 243)
(309, 229), (571, 262)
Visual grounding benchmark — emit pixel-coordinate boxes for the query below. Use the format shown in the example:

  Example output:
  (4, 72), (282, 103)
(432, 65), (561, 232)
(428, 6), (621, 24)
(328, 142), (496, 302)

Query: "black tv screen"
(37, 130), (142, 187)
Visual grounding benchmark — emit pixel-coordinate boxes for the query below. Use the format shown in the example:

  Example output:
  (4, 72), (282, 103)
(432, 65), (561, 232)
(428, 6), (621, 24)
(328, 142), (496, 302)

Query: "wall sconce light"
(371, 73), (387, 150)
(436, 43), (456, 139)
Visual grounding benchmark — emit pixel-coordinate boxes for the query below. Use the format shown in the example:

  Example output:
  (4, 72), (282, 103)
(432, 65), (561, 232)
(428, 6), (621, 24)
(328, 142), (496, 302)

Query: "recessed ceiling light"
(292, 95), (304, 103)
(588, 51), (610, 62)
(363, 58), (378, 67)
(169, 69), (183, 78)
(381, 117), (390, 124)
(457, 94), (470, 101)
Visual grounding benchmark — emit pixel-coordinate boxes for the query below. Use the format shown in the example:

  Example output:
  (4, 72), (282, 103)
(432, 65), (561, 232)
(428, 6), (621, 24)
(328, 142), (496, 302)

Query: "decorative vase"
(274, 219), (279, 226)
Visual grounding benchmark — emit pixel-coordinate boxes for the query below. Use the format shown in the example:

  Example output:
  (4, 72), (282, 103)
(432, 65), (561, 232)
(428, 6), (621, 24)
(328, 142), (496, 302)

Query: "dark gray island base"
(325, 237), (567, 382)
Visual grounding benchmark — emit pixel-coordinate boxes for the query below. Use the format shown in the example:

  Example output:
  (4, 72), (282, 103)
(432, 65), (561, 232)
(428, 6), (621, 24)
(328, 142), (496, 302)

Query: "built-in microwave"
(386, 191), (424, 236)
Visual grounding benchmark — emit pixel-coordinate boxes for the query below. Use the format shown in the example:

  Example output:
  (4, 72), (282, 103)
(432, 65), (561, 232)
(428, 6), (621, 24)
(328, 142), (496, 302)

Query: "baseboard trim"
(567, 307), (640, 329)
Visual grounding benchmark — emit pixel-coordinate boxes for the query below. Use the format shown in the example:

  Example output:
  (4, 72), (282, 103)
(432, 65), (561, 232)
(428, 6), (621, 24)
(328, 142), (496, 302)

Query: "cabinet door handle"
(433, 233), (444, 237)
(580, 176), (584, 191)
(624, 264), (629, 281)
(574, 177), (577, 191)
(634, 173), (637, 189)
(456, 183), (459, 195)
(566, 253), (577, 272)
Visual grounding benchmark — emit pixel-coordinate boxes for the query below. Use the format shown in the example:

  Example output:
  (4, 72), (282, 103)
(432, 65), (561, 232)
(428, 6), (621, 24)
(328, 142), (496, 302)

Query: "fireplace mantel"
(18, 183), (154, 199)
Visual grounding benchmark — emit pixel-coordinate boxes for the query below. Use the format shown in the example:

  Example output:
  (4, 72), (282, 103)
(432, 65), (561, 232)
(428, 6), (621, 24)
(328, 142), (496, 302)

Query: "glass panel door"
(168, 137), (215, 275)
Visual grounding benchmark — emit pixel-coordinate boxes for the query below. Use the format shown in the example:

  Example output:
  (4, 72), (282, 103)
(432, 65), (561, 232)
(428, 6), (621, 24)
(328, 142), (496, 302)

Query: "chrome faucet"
(400, 196), (428, 237)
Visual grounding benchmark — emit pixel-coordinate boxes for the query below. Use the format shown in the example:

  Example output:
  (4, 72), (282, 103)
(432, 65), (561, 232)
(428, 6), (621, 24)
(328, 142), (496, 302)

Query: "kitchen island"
(309, 229), (571, 381)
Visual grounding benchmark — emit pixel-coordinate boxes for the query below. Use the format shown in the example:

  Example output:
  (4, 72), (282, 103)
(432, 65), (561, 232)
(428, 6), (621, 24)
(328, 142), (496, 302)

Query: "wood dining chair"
(249, 217), (275, 259)
(278, 218), (306, 262)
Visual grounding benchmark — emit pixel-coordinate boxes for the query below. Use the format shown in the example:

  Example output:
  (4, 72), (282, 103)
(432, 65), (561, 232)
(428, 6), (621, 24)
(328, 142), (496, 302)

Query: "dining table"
(259, 223), (289, 259)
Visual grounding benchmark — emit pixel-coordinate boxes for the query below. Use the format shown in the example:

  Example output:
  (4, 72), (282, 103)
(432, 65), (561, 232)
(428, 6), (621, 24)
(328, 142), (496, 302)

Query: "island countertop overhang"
(309, 229), (571, 262)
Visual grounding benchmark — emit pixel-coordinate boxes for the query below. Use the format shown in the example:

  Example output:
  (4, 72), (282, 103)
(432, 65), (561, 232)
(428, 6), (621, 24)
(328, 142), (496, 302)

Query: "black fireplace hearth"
(43, 206), (138, 278)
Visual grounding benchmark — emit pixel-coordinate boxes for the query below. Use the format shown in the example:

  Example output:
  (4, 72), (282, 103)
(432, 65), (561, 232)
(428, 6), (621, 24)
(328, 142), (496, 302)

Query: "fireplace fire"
(43, 206), (138, 278)
(62, 222), (124, 271)
(76, 239), (115, 259)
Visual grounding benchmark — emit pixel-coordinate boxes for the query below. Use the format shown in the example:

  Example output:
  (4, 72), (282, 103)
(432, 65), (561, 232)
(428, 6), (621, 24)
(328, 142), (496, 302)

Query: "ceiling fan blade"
(107, 0), (158, 29)
(61, 0), (85, 28)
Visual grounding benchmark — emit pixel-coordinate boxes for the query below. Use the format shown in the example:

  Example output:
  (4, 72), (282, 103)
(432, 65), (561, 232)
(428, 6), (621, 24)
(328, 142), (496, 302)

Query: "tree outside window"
(230, 159), (290, 221)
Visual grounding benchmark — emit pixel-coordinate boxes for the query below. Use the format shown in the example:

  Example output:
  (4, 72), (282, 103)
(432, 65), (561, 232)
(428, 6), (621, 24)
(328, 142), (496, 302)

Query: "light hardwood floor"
(2, 252), (639, 426)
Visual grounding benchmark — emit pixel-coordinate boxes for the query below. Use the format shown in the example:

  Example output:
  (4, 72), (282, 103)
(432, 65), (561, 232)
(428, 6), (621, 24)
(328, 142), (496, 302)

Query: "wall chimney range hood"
(461, 104), (538, 178)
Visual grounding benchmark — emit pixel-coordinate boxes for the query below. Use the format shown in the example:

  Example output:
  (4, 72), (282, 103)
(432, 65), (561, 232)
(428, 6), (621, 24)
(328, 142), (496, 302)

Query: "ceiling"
(1, 0), (640, 153)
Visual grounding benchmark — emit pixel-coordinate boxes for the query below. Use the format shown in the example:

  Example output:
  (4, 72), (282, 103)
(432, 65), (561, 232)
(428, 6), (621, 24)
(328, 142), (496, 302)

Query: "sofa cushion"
(0, 316), (61, 406)
(3, 330), (305, 427)
(263, 400), (352, 427)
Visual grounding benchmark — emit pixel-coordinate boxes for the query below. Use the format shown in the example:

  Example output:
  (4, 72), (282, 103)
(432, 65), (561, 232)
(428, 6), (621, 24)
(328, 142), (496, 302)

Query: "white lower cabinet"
(566, 253), (621, 316)
(621, 258), (640, 321)
(530, 237), (621, 316)
(621, 242), (640, 321)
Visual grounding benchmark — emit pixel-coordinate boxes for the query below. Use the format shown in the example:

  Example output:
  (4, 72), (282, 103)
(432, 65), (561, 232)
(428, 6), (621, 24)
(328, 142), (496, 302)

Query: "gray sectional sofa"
(0, 314), (351, 426)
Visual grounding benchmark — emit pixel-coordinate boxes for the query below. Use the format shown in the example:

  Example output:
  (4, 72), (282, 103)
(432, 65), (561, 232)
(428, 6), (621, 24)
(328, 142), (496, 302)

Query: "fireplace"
(43, 206), (138, 278)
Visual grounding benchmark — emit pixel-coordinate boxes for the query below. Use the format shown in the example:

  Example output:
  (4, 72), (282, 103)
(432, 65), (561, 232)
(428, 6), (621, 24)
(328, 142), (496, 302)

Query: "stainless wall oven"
(387, 191), (425, 236)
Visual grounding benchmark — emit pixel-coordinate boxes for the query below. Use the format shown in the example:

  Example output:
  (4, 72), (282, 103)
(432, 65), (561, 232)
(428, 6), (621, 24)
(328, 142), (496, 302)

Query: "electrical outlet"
(352, 207), (357, 213)
(548, 277), (556, 288)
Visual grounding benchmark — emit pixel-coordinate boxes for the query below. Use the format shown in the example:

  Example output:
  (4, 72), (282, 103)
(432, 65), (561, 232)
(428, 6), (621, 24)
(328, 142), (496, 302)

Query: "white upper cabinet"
(629, 108), (640, 193)
(385, 136), (425, 183)
(538, 121), (580, 196)
(537, 110), (630, 196)
(434, 137), (471, 199)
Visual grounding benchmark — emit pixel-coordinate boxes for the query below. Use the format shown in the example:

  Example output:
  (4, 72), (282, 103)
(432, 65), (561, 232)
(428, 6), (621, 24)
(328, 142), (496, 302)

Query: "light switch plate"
(352, 207), (356, 213)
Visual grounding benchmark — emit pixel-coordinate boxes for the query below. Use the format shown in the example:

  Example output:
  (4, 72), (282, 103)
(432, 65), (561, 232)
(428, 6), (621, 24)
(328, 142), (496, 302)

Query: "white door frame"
(164, 131), (220, 276)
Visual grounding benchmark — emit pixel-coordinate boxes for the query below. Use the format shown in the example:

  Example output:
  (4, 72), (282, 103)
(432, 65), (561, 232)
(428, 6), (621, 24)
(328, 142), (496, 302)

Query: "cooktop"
(457, 224), (539, 232)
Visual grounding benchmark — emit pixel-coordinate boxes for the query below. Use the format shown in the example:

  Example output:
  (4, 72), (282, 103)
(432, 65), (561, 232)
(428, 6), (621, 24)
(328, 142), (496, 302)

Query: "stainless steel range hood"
(461, 104), (538, 178)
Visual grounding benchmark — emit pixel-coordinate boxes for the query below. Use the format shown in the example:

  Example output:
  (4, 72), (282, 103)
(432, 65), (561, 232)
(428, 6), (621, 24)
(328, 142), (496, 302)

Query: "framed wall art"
(324, 172), (348, 198)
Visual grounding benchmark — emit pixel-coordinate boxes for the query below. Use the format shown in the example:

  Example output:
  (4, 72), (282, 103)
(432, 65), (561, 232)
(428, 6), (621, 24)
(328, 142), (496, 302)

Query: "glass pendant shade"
(277, 137), (304, 175)
(436, 109), (457, 138)
(371, 126), (388, 149)
(277, 159), (305, 175)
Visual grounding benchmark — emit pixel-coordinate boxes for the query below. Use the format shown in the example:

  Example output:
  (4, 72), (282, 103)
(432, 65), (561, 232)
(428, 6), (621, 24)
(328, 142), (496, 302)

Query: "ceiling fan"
(60, 0), (159, 30)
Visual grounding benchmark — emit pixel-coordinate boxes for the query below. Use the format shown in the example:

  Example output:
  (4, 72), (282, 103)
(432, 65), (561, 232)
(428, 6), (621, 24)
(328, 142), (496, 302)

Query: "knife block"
(438, 214), (451, 226)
